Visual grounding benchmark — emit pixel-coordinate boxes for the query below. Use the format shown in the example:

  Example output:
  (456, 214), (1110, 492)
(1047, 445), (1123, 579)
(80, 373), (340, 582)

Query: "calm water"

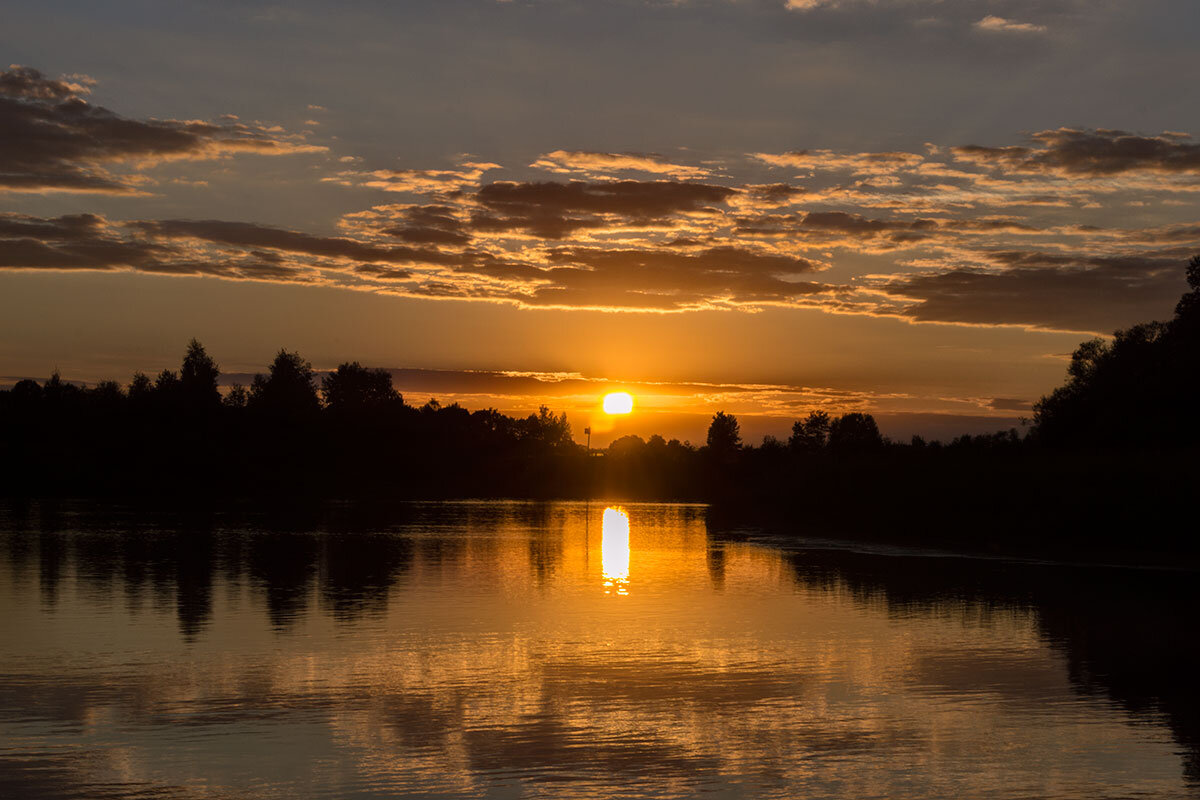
(1, 501), (1197, 799)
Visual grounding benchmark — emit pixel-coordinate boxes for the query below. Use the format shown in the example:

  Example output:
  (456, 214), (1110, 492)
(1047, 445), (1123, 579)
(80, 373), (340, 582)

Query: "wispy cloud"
(529, 150), (713, 180)
(974, 15), (1048, 34)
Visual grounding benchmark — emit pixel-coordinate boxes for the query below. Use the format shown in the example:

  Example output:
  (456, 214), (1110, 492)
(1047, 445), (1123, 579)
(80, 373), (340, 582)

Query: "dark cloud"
(0, 65), (323, 194)
(512, 245), (828, 310)
(0, 212), (313, 282)
(877, 252), (1191, 332)
(377, 204), (471, 245)
(736, 211), (940, 248)
(0, 65), (89, 101)
(0, 213), (165, 270)
(468, 180), (739, 238)
(134, 219), (459, 266)
(953, 128), (1200, 176)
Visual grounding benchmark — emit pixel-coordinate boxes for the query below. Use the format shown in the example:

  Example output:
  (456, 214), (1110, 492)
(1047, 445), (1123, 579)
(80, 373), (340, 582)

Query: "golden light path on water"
(0, 501), (1195, 799)
(600, 506), (631, 594)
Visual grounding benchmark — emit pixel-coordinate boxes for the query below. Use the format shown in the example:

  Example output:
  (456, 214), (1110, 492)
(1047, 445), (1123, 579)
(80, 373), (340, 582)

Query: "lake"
(1, 500), (1196, 798)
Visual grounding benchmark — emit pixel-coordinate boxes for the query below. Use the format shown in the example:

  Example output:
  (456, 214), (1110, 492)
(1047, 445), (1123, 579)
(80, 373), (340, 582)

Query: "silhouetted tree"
(11, 378), (41, 405)
(179, 339), (221, 409)
(1033, 255), (1200, 448)
(828, 412), (883, 452)
(128, 372), (152, 401)
(760, 435), (785, 452)
(249, 349), (319, 417)
(321, 362), (401, 413)
(608, 434), (647, 457)
(706, 411), (741, 453)
(522, 405), (573, 447)
(224, 384), (248, 408)
(789, 411), (830, 452)
(154, 369), (178, 390)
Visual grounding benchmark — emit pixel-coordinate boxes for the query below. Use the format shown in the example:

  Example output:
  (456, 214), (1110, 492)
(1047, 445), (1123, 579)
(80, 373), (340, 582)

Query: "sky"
(3, 0), (1199, 444)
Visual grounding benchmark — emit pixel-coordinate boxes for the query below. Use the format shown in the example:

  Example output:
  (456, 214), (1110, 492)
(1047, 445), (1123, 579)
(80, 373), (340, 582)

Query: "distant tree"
(155, 369), (180, 394)
(828, 412), (883, 452)
(472, 407), (516, 437)
(706, 411), (741, 453)
(224, 384), (248, 409)
(321, 362), (401, 413)
(128, 372), (153, 401)
(760, 435), (786, 453)
(11, 378), (41, 404)
(90, 380), (124, 402)
(789, 411), (830, 452)
(249, 349), (319, 417)
(44, 370), (68, 395)
(608, 434), (646, 456)
(522, 405), (573, 447)
(179, 339), (221, 408)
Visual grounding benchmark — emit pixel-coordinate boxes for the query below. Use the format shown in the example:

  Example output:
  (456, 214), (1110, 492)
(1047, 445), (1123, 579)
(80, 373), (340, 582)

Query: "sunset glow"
(2, 1), (1198, 444)
(2, 3), (1197, 799)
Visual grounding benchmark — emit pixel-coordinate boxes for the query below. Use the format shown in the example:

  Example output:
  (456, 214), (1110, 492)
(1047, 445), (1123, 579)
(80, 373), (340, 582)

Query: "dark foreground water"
(1, 501), (1197, 799)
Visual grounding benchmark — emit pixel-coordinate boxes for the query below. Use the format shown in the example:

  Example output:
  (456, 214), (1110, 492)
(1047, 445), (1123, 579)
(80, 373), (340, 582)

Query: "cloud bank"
(4, 67), (1199, 334)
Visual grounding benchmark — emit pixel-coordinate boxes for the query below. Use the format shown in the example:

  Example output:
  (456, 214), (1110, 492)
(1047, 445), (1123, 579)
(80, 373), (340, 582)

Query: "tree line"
(1, 258), (1197, 510)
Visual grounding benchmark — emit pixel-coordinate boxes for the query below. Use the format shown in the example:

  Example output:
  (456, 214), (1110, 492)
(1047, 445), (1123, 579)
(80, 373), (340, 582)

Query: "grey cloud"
(877, 252), (1191, 333)
(0, 213), (315, 282)
(469, 180), (739, 238)
(953, 128), (1200, 176)
(0, 65), (324, 194)
(989, 398), (1033, 411)
(133, 219), (460, 266)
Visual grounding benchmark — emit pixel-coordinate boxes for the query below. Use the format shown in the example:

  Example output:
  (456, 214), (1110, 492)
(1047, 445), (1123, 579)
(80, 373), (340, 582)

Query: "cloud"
(974, 16), (1048, 34)
(0, 66), (325, 195)
(132, 219), (457, 266)
(4, 71), (1199, 329)
(872, 251), (1191, 332)
(989, 398), (1033, 412)
(511, 245), (828, 311)
(467, 179), (740, 239)
(753, 149), (925, 176)
(325, 162), (500, 194)
(0, 212), (317, 282)
(530, 150), (713, 180)
(953, 128), (1200, 176)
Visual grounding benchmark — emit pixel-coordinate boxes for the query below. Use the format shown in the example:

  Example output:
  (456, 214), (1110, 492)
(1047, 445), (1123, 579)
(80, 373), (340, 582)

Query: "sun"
(602, 392), (634, 415)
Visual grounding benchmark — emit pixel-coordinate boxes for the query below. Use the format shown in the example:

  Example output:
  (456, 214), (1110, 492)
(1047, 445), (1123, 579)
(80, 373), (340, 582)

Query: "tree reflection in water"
(1, 500), (1196, 799)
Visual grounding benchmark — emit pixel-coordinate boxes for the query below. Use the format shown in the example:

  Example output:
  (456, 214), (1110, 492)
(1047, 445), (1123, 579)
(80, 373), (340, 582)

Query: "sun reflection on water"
(601, 506), (630, 595)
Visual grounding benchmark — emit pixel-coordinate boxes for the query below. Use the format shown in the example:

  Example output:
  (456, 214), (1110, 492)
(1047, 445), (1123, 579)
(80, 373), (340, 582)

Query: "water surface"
(1, 501), (1196, 798)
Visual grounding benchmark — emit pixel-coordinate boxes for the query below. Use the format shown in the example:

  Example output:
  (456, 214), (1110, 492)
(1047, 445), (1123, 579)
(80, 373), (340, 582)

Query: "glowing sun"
(603, 392), (634, 415)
